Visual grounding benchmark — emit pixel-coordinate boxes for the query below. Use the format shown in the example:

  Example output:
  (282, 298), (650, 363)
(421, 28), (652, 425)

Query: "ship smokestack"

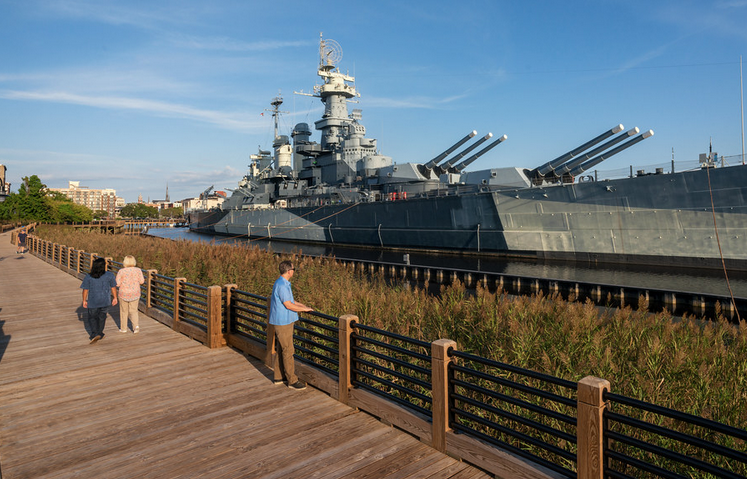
(453, 134), (508, 172)
(424, 130), (477, 169)
(569, 130), (654, 176)
(534, 124), (624, 177)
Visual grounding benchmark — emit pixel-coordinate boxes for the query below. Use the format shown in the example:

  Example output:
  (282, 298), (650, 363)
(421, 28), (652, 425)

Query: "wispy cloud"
(0, 90), (262, 132)
(170, 166), (243, 185)
(43, 0), (207, 29)
(168, 35), (311, 52)
(654, 2), (747, 41)
(366, 93), (471, 110)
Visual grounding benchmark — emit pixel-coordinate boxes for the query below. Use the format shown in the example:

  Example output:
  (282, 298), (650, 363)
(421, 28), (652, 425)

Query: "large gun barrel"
(453, 134), (508, 172)
(556, 127), (639, 175)
(535, 124), (624, 177)
(424, 130), (477, 169)
(440, 133), (493, 171)
(569, 130), (654, 176)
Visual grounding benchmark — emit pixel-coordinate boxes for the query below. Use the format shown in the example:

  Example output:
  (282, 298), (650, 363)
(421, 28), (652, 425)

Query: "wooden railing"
(24, 235), (747, 479)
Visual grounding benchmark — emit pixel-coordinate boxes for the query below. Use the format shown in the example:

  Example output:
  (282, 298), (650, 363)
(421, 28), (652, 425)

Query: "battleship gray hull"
(191, 163), (747, 270)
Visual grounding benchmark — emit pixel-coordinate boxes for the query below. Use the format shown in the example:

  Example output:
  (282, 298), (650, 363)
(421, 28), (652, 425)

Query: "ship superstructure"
(190, 35), (747, 271)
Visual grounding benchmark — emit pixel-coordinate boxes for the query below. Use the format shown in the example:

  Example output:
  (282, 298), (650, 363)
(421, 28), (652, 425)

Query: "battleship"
(190, 35), (747, 271)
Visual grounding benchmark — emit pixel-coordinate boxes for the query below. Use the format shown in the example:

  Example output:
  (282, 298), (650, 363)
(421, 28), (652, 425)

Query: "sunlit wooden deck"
(0, 230), (491, 479)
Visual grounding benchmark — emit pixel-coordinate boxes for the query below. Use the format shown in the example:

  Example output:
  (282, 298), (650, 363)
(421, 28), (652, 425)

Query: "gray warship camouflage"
(190, 35), (747, 271)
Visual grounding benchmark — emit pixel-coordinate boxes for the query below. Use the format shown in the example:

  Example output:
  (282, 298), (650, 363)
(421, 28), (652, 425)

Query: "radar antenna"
(319, 34), (343, 68)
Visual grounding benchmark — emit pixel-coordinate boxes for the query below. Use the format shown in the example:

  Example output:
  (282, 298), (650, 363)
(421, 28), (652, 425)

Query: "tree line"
(0, 175), (183, 223)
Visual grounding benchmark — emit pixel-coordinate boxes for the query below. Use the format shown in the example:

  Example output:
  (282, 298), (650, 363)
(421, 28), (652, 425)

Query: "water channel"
(147, 227), (747, 300)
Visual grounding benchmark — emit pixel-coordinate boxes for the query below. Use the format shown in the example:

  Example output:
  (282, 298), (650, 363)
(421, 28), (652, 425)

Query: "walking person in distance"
(81, 257), (118, 344)
(16, 227), (27, 254)
(269, 260), (313, 390)
(116, 255), (145, 334)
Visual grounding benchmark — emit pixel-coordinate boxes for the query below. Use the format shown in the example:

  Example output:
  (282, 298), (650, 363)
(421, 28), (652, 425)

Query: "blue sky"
(1, 0), (746, 203)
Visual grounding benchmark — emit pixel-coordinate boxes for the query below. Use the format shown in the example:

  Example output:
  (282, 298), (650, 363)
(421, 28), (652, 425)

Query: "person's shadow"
(0, 316), (8, 363)
(76, 306), (92, 338)
(76, 305), (124, 338)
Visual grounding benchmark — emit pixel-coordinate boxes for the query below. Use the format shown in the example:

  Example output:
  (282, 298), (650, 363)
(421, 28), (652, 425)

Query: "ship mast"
(265, 94), (287, 141)
(314, 34), (359, 150)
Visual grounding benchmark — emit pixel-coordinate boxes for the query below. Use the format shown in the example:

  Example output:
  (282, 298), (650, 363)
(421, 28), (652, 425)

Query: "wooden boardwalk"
(0, 231), (491, 479)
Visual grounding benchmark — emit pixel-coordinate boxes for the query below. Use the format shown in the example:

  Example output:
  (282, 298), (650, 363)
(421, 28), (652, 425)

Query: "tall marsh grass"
(37, 226), (747, 434)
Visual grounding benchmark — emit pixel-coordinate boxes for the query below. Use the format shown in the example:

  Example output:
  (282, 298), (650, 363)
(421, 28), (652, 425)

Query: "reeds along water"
(36, 225), (747, 434)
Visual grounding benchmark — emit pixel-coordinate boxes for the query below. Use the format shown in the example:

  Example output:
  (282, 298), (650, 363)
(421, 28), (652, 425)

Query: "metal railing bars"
(179, 307), (207, 325)
(294, 332), (339, 358)
(232, 305), (266, 326)
(606, 411), (747, 464)
(297, 317), (339, 339)
(352, 342), (431, 378)
(605, 429), (744, 479)
(452, 392), (576, 447)
(352, 374), (433, 417)
(352, 332), (431, 364)
(454, 406), (576, 463)
(353, 322), (431, 350)
(450, 421), (576, 478)
(605, 392), (747, 441)
(352, 355), (432, 391)
(451, 378), (576, 429)
(233, 297), (267, 312)
(450, 349), (578, 391)
(450, 362), (577, 409)
(230, 292), (267, 340)
(605, 449), (678, 479)
(293, 346), (338, 376)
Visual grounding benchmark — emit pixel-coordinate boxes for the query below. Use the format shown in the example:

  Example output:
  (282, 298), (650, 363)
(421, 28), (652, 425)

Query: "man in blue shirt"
(268, 260), (313, 390)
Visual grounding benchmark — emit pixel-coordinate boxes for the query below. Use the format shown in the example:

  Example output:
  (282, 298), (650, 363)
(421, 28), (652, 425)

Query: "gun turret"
(453, 134), (508, 172)
(534, 124), (624, 177)
(439, 133), (493, 172)
(423, 130), (477, 170)
(556, 127), (640, 175)
(569, 130), (654, 176)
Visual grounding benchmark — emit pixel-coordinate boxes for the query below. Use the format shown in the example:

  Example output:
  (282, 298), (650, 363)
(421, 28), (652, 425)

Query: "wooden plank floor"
(0, 231), (491, 479)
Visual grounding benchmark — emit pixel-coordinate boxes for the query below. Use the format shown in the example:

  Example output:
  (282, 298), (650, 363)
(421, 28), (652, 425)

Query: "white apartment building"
(50, 181), (124, 217)
(180, 194), (225, 212)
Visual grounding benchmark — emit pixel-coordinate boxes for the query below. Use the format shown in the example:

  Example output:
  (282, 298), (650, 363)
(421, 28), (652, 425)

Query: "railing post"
(338, 314), (358, 405)
(577, 376), (611, 479)
(206, 285), (223, 348)
(146, 270), (157, 308)
(105, 257), (113, 271)
(224, 284), (238, 336)
(53, 243), (59, 265)
(173, 277), (186, 330)
(432, 338), (457, 453)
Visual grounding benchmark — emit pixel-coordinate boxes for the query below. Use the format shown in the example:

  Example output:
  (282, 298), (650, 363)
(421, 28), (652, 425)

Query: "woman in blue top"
(81, 258), (118, 344)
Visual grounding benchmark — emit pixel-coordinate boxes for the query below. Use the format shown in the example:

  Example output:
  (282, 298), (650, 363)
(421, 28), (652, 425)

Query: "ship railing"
(25, 233), (747, 479)
(589, 155), (746, 183)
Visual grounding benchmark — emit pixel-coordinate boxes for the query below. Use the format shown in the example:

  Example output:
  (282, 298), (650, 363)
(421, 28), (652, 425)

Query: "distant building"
(181, 192), (225, 212)
(49, 181), (123, 217)
(0, 164), (10, 202)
